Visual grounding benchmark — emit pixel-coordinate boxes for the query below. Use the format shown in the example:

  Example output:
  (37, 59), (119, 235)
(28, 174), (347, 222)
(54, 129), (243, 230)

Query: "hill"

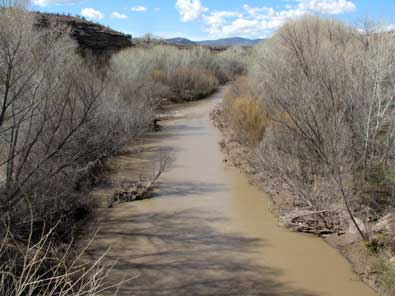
(165, 37), (264, 47)
(197, 37), (264, 47)
(165, 37), (197, 46)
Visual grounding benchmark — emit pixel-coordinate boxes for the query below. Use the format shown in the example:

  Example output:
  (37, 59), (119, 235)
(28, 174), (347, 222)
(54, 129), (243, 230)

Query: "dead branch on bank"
(280, 209), (346, 236)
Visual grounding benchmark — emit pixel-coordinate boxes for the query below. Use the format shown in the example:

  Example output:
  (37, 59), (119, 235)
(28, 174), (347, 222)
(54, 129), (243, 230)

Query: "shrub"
(214, 47), (248, 83)
(112, 44), (245, 103)
(166, 67), (219, 101)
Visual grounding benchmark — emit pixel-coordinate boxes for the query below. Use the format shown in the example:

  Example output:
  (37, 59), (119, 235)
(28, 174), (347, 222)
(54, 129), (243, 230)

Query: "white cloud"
(111, 12), (128, 19)
(81, 8), (104, 20)
(203, 11), (241, 35)
(176, 0), (208, 22)
(203, 0), (356, 38)
(222, 18), (260, 36)
(386, 24), (395, 32)
(243, 5), (274, 17)
(204, 11), (241, 26)
(32, 0), (84, 6)
(298, 0), (356, 15)
(131, 6), (147, 12)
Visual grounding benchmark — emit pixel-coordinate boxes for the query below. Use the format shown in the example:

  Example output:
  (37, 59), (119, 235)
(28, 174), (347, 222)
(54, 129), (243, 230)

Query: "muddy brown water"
(89, 89), (377, 296)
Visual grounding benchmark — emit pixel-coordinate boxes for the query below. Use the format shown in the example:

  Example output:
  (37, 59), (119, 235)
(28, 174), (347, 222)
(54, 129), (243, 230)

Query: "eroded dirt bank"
(88, 89), (377, 296)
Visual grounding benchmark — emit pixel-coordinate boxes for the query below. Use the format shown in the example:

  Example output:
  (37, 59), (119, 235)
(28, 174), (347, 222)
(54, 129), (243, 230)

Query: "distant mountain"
(197, 37), (264, 47)
(165, 37), (264, 47)
(165, 37), (197, 46)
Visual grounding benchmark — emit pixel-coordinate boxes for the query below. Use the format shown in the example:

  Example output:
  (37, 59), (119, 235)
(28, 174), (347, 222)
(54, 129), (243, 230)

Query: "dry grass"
(0, 223), (122, 296)
(223, 77), (270, 145)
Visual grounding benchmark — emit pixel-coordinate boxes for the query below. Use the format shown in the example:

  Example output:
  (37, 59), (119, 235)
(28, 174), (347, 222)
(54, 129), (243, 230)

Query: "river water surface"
(90, 89), (377, 296)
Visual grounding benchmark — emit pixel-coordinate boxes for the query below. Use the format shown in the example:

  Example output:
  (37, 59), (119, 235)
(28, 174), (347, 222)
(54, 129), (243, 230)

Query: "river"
(90, 88), (377, 296)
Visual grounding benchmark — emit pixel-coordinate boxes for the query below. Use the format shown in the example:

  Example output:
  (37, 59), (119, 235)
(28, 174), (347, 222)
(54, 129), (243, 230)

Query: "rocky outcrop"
(34, 13), (132, 55)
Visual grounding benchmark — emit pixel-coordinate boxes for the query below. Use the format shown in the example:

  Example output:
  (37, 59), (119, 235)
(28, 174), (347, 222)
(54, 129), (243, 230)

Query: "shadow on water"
(152, 181), (227, 198)
(90, 208), (317, 296)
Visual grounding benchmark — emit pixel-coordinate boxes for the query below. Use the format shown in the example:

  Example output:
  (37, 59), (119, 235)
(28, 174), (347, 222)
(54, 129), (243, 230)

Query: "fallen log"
(108, 170), (162, 208)
(107, 153), (172, 207)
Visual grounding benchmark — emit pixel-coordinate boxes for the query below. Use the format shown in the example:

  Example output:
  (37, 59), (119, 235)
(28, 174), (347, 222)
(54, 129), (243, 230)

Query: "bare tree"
(0, 8), (104, 219)
(249, 16), (395, 241)
(0, 4), (158, 237)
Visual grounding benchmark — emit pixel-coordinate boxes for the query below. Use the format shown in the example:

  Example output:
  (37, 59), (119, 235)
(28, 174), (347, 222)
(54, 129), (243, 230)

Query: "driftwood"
(108, 171), (162, 207)
(107, 153), (171, 208)
(281, 209), (346, 235)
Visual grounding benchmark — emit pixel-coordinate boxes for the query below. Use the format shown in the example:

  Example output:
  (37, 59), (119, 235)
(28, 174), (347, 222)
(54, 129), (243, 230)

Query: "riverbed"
(89, 89), (377, 296)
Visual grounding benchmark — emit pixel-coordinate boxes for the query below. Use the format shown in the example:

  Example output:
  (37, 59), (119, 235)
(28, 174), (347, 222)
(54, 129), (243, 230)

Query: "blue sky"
(30, 1), (395, 40)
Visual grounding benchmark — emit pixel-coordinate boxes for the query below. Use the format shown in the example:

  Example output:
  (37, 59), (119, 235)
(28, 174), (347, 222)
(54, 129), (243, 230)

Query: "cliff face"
(35, 13), (132, 55)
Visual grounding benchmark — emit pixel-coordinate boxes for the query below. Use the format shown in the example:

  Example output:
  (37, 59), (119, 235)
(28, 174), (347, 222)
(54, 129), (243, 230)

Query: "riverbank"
(210, 101), (383, 294)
